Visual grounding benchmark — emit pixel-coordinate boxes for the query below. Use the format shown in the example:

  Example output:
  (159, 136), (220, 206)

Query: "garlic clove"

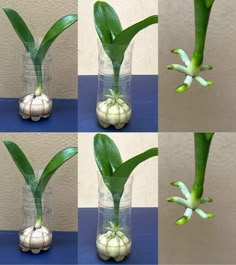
(96, 231), (131, 262)
(19, 93), (52, 121)
(19, 225), (52, 254)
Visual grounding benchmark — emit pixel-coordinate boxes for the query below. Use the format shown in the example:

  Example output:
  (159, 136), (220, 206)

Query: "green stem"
(33, 62), (43, 96)
(192, 0), (214, 67)
(192, 133), (214, 200)
(112, 193), (121, 227)
(34, 195), (43, 228)
(113, 63), (121, 95)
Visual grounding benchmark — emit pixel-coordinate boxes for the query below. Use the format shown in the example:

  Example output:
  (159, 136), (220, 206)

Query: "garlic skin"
(96, 98), (131, 129)
(96, 231), (131, 262)
(19, 93), (52, 121)
(19, 225), (52, 254)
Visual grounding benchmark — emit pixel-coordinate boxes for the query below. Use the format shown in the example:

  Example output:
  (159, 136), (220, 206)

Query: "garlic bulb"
(96, 98), (131, 129)
(19, 225), (52, 254)
(96, 230), (131, 262)
(19, 93), (52, 121)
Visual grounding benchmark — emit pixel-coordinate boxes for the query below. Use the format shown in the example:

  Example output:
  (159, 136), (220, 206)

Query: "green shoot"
(3, 140), (78, 228)
(167, 132), (215, 224)
(94, 1), (158, 96)
(167, 0), (215, 92)
(3, 8), (78, 96)
(94, 134), (158, 227)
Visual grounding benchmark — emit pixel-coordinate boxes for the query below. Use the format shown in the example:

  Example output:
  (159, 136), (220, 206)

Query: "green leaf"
(94, 134), (123, 178)
(111, 15), (158, 64)
(36, 147), (78, 196)
(205, 0), (215, 8)
(2, 7), (35, 54)
(94, 1), (122, 44)
(37, 14), (78, 64)
(94, 1), (158, 75)
(113, 15), (158, 46)
(204, 132), (214, 142)
(2, 140), (35, 187)
(110, 148), (158, 194)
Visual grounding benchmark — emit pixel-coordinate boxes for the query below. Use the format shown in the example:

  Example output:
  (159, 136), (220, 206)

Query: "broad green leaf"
(112, 15), (158, 64)
(94, 134), (123, 178)
(2, 140), (35, 187)
(37, 14), (78, 64)
(94, 1), (122, 44)
(113, 15), (158, 45)
(2, 7), (35, 54)
(111, 148), (158, 194)
(36, 147), (78, 196)
(205, 0), (215, 8)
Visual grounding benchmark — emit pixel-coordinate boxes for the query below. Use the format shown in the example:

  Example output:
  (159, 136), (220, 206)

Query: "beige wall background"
(78, 0), (158, 75)
(159, 0), (236, 131)
(159, 133), (236, 264)
(0, 0), (77, 98)
(0, 133), (78, 231)
(78, 133), (158, 207)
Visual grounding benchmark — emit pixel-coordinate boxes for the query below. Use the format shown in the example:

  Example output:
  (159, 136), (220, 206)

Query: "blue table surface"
(0, 98), (78, 132)
(78, 75), (158, 132)
(0, 230), (77, 264)
(78, 207), (158, 265)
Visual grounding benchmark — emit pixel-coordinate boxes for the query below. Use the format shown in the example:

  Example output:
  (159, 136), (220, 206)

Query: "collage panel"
(159, 132), (236, 264)
(78, 0), (158, 132)
(0, 0), (78, 132)
(0, 133), (78, 264)
(78, 133), (158, 264)
(159, 0), (236, 132)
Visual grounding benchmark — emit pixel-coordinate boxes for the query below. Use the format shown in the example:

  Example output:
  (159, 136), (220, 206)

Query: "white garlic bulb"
(96, 98), (131, 129)
(19, 93), (52, 121)
(19, 225), (52, 254)
(96, 230), (131, 262)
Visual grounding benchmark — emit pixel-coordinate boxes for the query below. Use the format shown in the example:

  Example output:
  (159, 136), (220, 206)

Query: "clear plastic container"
(96, 41), (134, 129)
(96, 171), (134, 262)
(19, 170), (52, 254)
(20, 38), (52, 121)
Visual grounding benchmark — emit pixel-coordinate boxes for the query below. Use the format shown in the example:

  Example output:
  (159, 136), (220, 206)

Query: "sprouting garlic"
(96, 230), (131, 262)
(19, 93), (52, 121)
(19, 225), (52, 254)
(96, 98), (131, 129)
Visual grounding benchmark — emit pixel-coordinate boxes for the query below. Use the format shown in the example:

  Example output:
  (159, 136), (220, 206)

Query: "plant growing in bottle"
(3, 8), (78, 121)
(168, 132), (214, 224)
(168, 0), (215, 92)
(94, 134), (158, 261)
(3, 140), (78, 254)
(94, 1), (158, 129)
